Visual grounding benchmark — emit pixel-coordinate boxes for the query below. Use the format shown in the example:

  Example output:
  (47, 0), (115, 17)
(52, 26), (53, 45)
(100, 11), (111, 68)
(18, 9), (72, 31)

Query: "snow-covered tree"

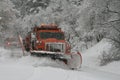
(0, 0), (18, 45)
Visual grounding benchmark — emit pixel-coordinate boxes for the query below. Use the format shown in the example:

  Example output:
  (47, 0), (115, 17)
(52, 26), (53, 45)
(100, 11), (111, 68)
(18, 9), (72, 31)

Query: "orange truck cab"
(23, 24), (71, 56)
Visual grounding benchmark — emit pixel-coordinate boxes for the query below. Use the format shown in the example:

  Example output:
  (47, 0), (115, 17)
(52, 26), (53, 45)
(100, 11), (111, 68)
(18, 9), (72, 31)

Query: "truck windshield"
(40, 32), (64, 40)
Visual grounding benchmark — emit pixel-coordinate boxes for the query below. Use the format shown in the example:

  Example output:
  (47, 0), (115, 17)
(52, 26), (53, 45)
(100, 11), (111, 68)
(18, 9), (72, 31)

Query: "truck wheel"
(26, 47), (30, 52)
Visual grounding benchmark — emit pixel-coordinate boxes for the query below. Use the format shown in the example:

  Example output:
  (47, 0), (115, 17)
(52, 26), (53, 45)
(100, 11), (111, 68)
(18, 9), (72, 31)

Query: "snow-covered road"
(0, 63), (120, 80)
(0, 39), (120, 80)
(0, 54), (120, 80)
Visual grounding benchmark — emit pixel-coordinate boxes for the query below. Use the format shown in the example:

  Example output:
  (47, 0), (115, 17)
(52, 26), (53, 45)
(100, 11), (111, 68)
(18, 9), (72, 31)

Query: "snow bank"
(82, 39), (120, 75)
(83, 39), (112, 67)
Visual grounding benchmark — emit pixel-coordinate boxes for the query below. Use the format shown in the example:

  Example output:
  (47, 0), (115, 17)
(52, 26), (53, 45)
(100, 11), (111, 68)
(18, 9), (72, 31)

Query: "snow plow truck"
(21, 24), (82, 69)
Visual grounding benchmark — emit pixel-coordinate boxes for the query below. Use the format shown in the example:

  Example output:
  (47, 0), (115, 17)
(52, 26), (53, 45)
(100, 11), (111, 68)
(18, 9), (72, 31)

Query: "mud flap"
(67, 52), (82, 69)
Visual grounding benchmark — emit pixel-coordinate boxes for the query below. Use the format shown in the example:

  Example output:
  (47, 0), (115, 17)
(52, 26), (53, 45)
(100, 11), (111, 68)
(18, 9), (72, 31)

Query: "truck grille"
(45, 43), (65, 53)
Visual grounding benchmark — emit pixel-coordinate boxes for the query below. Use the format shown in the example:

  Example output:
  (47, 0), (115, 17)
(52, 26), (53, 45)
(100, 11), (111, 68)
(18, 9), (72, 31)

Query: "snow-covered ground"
(0, 39), (120, 80)
(82, 39), (120, 75)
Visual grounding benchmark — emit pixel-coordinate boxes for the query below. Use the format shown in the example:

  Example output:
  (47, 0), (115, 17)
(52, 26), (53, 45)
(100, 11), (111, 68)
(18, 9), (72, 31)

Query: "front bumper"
(30, 50), (71, 60)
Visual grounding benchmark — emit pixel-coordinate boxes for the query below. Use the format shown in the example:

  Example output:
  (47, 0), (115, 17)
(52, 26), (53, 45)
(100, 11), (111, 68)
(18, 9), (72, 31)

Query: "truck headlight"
(36, 40), (39, 43)
(36, 40), (42, 45)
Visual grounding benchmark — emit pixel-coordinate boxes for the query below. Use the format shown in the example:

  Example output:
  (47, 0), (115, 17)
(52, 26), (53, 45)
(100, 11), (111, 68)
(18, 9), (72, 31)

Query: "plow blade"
(30, 50), (82, 69)
(67, 52), (82, 69)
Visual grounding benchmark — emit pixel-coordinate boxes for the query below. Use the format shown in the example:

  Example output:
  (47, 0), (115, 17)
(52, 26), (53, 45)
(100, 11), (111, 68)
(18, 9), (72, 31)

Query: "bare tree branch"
(106, 37), (120, 45)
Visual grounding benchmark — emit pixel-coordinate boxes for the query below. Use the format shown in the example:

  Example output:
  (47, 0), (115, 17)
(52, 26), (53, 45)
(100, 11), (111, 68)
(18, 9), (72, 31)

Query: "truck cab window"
(40, 32), (64, 40)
